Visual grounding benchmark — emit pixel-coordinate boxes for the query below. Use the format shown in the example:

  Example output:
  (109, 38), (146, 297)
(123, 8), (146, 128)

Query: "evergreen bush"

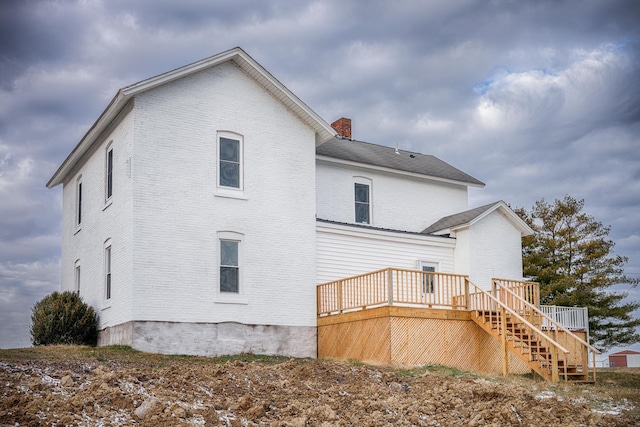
(30, 291), (99, 346)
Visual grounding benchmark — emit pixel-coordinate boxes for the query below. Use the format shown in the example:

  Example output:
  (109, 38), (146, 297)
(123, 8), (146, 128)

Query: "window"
(422, 265), (435, 294)
(105, 244), (112, 299)
(418, 261), (438, 295)
(220, 240), (239, 293)
(106, 144), (113, 201)
(218, 133), (243, 189)
(74, 261), (81, 296)
(76, 177), (82, 227)
(354, 182), (370, 224)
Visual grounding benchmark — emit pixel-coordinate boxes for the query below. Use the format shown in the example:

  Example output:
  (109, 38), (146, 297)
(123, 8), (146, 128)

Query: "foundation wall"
(99, 321), (317, 358)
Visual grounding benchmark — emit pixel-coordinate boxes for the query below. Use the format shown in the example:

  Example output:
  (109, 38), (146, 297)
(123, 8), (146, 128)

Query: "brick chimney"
(331, 117), (352, 139)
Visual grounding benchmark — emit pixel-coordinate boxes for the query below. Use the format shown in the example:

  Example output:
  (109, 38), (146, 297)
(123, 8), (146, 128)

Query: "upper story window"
(75, 176), (82, 227)
(354, 178), (372, 224)
(105, 143), (114, 201)
(218, 132), (243, 190)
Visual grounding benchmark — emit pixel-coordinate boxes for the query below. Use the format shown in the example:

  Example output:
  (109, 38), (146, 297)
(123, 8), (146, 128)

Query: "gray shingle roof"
(422, 202), (500, 234)
(316, 137), (484, 187)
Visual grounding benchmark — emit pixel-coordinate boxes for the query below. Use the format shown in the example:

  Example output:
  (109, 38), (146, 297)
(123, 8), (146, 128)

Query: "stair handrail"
(468, 281), (570, 355)
(494, 281), (601, 355)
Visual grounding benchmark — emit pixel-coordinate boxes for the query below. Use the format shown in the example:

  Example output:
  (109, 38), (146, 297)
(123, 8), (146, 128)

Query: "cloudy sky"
(1, 0), (639, 357)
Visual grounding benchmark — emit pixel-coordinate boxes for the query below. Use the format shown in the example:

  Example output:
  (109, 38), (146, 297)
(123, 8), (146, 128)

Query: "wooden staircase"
(468, 280), (600, 383)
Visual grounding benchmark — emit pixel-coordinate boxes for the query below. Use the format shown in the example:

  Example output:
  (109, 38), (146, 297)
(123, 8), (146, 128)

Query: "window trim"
(215, 231), (247, 304)
(354, 176), (372, 225)
(216, 131), (244, 192)
(104, 240), (112, 301)
(105, 142), (114, 203)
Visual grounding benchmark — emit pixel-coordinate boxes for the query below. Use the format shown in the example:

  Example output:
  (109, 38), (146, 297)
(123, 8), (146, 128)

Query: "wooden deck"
(317, 268), (599, 382)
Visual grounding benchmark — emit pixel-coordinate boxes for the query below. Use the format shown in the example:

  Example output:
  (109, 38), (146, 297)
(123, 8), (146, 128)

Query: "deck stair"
(469, 280), (600, 383)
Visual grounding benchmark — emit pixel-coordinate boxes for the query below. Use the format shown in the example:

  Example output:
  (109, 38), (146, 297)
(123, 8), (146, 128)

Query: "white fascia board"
(121, 47), (336, 142)
(47, 91), (129, 188)
(316, 155), (485, 188)
(316, 221), (456, 248)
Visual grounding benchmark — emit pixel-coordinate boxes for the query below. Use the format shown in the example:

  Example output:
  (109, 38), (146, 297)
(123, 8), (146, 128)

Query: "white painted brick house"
(47, 48), (532, 357)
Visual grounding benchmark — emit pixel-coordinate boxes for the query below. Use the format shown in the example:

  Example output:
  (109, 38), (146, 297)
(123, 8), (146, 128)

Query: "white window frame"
(74, 260), (81, 296)
(216, 131), (244, 193)
(105, 142), (114, 204)
(417, 261), (439, 298)
(75, 175), (82, 229)
(215, 231), (247, 304)
(104, 239), (112, 301)
(354, 176), (372, 225)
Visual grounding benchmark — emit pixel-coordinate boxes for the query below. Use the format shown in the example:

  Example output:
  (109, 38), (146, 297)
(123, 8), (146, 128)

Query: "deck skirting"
(318, 306), (530, 374)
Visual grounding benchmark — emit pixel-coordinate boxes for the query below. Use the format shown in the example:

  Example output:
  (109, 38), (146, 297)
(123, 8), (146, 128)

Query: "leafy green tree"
(516, 195), (640, 351)
(30, 291), (98, 346)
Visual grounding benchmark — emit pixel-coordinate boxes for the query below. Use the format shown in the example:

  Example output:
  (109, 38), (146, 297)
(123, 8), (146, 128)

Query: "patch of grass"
(0, 345), (289, 368)
(596, 368), (640, 389)
(394, 364), (481, 379)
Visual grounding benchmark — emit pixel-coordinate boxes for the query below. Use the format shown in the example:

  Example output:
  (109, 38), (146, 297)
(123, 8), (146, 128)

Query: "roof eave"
(47, 47), (336, 188)
(467, 201), (534, 236)
(46, 90), (129, 188)
(316, 155), (486, 188)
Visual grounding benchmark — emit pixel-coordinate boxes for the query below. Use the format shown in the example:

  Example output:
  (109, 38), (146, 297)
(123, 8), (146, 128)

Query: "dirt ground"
(0, 348), (636, 426)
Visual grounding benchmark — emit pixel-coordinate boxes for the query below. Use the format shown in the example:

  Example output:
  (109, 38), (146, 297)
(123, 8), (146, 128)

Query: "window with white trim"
(220, 240), (239, 293)
(217, 132), (243, 190)
(218, 231), (243, 294)
(75, 176), (82, 227)
(105, 243), (112, 300)
(418, 261), (438, 294)
(105, 143), (113, 201)
(74, 260), (81, 296)
(354, 177), (372, 224)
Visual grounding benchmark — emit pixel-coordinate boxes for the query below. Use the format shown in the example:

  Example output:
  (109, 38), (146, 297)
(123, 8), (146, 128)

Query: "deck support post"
(464, 279), (470, 310)
(500, 305), (508, 377)
(551, 346), (559, 382)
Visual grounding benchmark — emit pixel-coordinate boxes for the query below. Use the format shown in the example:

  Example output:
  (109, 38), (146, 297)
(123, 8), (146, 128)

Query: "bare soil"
(0, 346), (637, 426)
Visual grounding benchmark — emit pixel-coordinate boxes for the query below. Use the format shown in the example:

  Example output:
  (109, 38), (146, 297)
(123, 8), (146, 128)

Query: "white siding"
(464, 209), (524, 289)
(316, 161), (469, 233)
(452, 227), (470, 277)
(317, 222), (455, 284)
(627, 354), (640, 368)
(60, 109), (135, 329)
(130, 61), (318, 327)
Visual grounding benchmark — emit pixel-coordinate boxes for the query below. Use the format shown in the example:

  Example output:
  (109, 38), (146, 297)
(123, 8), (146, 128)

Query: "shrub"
(30, 291), (99, 346)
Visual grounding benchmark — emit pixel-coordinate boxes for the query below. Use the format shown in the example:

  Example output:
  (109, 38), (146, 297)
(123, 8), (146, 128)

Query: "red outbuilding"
(609, 350), (640, 367)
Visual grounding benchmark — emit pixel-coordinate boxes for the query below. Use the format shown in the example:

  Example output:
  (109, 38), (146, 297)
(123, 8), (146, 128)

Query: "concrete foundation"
(98, 321), (317, 358)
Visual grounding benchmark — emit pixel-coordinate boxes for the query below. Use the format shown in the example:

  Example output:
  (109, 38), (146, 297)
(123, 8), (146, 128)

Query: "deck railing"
(540, 305), (589, 332)
(493, 278), (539, 306)
(317, 268), (468, 316)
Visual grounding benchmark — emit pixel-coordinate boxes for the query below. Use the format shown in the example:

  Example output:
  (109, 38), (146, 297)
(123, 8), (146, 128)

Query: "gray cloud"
(0, 0), (638, 355)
